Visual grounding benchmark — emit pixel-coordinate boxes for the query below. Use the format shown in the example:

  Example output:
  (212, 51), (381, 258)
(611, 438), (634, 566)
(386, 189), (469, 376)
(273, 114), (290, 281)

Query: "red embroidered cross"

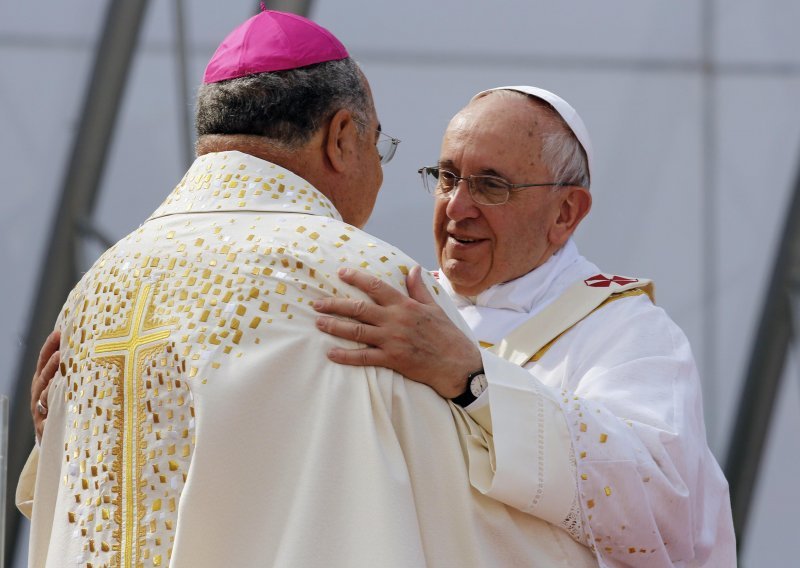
(584, 274), (638, 288)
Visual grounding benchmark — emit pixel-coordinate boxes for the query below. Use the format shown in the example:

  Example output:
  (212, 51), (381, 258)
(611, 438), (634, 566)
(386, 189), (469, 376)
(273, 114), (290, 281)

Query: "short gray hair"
(195, 57), (371, 150)
(485, 89), (590, 189)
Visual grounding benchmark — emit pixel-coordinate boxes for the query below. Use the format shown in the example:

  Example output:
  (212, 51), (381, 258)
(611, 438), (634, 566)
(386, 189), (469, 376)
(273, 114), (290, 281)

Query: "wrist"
(441, 348), (483, 398)
(450, 368), (488, 407)
(441, 375), (469, 399)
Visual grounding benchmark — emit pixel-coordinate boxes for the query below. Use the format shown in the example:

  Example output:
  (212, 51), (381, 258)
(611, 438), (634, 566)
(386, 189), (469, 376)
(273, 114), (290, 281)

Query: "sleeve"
(462, 296), (736, 567)
(458, 352), (581, 541)
(16, 447), (40, 519)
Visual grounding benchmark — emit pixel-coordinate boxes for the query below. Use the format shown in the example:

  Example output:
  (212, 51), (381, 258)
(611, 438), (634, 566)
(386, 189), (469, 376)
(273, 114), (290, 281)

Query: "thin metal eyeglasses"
(418, 166), (577, 206)
(354, 119), (401, 165)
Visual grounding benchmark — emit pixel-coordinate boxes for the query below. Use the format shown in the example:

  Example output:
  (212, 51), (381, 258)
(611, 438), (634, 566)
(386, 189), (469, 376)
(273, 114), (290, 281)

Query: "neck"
(195, 134), (297, 164)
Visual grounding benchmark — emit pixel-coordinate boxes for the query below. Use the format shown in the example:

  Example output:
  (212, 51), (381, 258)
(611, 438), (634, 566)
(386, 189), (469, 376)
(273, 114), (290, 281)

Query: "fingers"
(39, 382), (52, 413)
(40, 350), (60, 389)
(34, 365), (55, 443)
(35, 330), (61, 375)
(407, 266), (436, 305)
(315, 315), (381, 346)
(336, 268), (403, 306)
(326, 346), (386, 368)
(313, 297), (381, 325)
(32, 350), (60, 399)
(31, 348), (60, 424)
(316, 316), (388, 368)
(31, 330), (61, 444)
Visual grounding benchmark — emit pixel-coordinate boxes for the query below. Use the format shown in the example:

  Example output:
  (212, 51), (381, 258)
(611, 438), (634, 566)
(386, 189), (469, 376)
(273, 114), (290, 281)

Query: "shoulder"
(274, 215), (417, 297)
(569, 287), (693, 364)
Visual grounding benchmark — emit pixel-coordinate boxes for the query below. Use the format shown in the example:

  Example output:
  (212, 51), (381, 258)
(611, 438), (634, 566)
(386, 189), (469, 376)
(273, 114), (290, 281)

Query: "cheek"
(494, 212), (548, 270)
(432, 203), (448, 242)
(433, 205), (455, 266)
(372, 169), (383, 201)
(485, 212), (524, 262)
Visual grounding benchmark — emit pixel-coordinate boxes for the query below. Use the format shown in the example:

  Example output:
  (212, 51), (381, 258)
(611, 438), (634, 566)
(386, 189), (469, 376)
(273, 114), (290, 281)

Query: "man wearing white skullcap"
(315, 86), (737, 566)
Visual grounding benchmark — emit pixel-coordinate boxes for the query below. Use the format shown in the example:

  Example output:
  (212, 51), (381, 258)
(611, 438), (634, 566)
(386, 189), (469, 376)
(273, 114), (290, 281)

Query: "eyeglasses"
(354, 119), (401, 165)
(418, 166), (576, 206)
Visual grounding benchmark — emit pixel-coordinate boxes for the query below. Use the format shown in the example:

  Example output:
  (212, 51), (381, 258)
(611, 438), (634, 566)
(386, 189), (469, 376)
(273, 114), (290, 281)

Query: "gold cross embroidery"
(93, 280), (173, 568)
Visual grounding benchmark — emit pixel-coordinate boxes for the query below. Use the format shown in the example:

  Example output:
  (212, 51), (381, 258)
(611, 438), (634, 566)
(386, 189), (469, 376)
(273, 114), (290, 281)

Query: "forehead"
(440, 94), (553, 172)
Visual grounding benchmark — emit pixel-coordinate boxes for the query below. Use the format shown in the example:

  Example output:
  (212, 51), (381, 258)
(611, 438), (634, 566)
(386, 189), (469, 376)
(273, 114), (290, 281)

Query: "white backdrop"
(2, 1), (799, 564)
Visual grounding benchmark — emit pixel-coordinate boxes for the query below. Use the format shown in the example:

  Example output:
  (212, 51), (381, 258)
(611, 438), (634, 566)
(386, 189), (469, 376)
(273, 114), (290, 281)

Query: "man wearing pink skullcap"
(18, 10), (605, 568)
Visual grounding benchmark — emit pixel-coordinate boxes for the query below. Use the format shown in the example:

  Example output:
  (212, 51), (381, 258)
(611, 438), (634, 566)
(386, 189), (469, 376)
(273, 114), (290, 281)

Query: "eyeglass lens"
(377, 138), (399, 165)
(424, 168), (509, 205)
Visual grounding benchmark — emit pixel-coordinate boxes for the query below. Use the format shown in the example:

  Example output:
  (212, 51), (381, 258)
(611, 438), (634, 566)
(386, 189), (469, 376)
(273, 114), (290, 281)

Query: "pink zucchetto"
(203, 10), (349, 84)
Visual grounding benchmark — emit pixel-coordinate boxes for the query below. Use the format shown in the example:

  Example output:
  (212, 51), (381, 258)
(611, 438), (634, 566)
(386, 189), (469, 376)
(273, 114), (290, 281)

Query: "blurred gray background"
(2, 1), (799, 565)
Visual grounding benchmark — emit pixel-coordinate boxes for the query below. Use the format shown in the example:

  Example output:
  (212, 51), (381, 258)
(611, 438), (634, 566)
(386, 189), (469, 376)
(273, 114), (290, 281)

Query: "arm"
(536, 299), (735, 566)
(314, 270), (735, 567)
(313, 267), (580, 535)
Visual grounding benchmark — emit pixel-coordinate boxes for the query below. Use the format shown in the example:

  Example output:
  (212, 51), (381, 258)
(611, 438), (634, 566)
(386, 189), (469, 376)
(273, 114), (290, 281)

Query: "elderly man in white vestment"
(313, 87), (737, 566)
(17, 10), (601, 568)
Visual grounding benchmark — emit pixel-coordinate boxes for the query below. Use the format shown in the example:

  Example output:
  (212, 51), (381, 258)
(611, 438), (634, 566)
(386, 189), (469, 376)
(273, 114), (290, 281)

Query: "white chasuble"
(18, 151), (595, 568)
(439, 241), (736, 567)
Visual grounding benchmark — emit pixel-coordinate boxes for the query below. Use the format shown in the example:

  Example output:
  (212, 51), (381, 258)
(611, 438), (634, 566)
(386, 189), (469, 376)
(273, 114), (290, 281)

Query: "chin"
(442, 266), (483, 296)
(347, 210), (370, 229)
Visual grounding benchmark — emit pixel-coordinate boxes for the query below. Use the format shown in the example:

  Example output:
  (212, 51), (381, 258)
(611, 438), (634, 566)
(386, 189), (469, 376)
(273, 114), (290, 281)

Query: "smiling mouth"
(449, 235), (482, 245)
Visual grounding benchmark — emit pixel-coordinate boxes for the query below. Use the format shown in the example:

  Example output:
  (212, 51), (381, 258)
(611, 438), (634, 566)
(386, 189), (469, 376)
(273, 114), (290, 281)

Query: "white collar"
(148, 151), (342, 222)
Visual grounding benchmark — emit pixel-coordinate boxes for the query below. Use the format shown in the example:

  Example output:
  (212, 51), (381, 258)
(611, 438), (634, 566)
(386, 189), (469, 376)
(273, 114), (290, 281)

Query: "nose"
(445, 178), (480, 221)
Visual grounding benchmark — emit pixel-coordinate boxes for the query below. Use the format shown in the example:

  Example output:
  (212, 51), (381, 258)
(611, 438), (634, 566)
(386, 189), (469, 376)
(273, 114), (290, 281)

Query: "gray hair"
(484, 90), (590, 189)
(195, 57), (371, 150)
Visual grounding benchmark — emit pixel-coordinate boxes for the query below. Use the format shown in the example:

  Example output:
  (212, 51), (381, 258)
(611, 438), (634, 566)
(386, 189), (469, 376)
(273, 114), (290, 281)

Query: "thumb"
(407, 265), (436, 305)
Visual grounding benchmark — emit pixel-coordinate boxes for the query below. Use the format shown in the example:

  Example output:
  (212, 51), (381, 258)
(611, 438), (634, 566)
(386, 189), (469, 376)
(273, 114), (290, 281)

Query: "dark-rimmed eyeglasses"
(354, 119), (401, 165)
(418, 166), (576, 206)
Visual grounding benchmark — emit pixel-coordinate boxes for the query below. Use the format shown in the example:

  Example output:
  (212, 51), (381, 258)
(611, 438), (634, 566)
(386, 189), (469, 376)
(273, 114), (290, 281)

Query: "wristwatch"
(451, 369), (488, 407)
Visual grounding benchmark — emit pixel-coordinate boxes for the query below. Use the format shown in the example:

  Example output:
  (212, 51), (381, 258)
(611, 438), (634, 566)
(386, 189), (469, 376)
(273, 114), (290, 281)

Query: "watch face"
(470, 373), (488, 398)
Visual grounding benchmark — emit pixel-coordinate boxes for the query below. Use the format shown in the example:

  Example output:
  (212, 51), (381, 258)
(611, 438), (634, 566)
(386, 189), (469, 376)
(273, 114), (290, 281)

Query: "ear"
(325, 108), (359, 173)
(549, 186), (592, 247)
